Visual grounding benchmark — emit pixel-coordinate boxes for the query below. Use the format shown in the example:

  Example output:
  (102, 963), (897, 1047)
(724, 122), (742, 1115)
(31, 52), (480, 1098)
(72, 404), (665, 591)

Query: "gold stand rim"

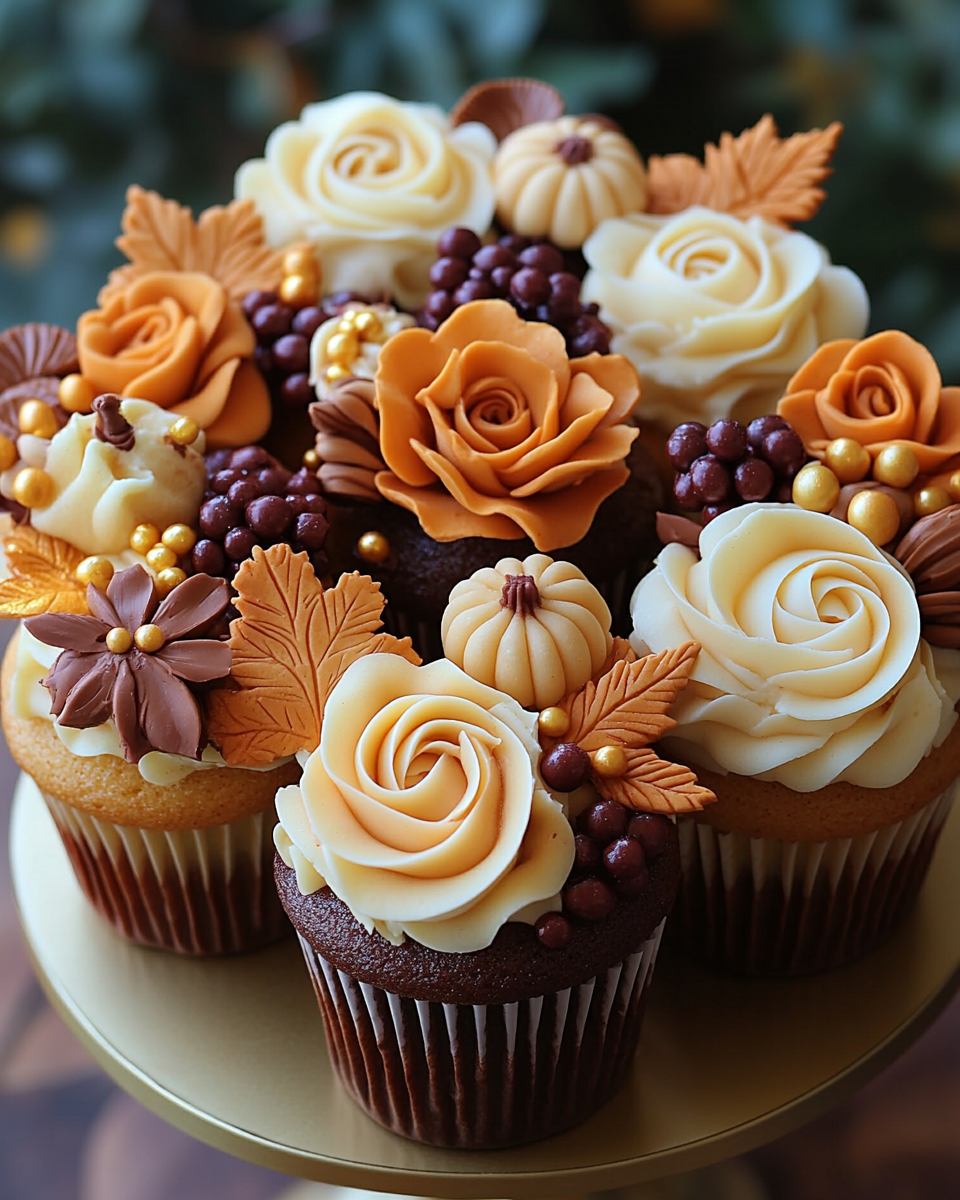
(11, 772), (960, 1197)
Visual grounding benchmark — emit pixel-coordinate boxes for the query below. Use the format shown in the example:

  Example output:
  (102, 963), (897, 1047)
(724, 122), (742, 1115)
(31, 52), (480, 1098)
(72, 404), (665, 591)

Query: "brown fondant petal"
(86, 584), (122, 629)
(106, 565), (158, 632)
(25, 613), (109, 654)
(136, 657), (204, 759)
(155, 639), (231, 682)
(0, 324), (77, 392)
(52, 652), (118, 729)
(449, 78), (565, 140)
(152, 572), (231, 641)
(113, 655), (150, 762)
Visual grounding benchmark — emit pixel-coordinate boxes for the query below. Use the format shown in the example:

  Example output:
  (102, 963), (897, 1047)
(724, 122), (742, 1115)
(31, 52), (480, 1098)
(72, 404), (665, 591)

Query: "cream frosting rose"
(582, 207), (869, 430)
(29, 399), (207, 556)
(629, 503), (957, 791)
(274, 654), (574, 953)
(235, 93), (497, 310)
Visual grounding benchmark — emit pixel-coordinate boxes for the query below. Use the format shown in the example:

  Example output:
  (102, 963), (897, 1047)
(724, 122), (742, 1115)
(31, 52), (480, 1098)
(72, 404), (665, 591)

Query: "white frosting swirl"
(235, 93), (497, 309)
(630, 504), (957, 791)
(28, 399), (207, 557)
(582, 207), (869, 428)
(274, 654), (574, 953)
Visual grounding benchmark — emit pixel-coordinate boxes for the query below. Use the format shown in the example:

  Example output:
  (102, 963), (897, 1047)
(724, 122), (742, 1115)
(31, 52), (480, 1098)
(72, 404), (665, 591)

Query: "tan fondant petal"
(121, 317), (205, 406)
(184, 358), (271, 450)
(571, 353), (641, 425)
(507, 425), (637, 497)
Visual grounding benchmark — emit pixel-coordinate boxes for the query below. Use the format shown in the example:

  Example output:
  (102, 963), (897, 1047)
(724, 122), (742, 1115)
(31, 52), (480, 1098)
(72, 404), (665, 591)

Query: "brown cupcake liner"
(42, 790), (290, 956)
(297, 918), (665, 1149)
(672, 781), (957, 976)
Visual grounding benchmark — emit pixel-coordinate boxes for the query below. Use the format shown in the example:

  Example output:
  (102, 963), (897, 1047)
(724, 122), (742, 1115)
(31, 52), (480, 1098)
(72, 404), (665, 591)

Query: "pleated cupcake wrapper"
(673, 779), (958, 976)
(299, 919), (664, 1149)
(42, 790), (289, 956)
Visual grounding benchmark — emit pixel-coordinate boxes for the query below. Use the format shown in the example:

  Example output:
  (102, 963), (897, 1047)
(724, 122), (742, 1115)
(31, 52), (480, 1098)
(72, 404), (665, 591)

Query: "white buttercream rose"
(630, 504), (956, 791)
(235, 93), (497, 309)
(274, 654), (574, 953)
(582, 207), (869, 429)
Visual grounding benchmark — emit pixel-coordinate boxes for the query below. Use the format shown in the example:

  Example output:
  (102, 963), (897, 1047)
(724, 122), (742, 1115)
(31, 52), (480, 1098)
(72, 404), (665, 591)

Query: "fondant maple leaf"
(98, 185), (304, 305)
(647, 115), (842, 227)
(598, 747), (714, 815)
(599, 636), (637, 675)
(205, 544), (419, 766)
(0, 525), (87, 618)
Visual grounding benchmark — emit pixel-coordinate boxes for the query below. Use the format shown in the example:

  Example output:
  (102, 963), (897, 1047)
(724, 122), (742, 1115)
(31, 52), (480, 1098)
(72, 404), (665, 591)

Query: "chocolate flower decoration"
(25, 565), (231, 763)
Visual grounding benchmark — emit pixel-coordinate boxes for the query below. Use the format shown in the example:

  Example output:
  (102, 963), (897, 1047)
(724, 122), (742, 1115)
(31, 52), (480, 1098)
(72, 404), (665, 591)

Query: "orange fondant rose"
(777, 331), (960, 476)
(76, 270), (270, 449)
(374, 300), (639, 549)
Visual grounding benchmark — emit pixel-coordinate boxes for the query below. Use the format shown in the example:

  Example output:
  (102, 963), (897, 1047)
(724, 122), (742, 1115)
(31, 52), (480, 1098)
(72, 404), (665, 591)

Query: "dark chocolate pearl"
(258, 466), (291, 493)
(603, 835), (647, 881)
(519, 243), (565, 275)
(566, 315), (611, 357)
(251, 303), (293, 341)
(702, 502), (736, 523)
(626, 812), (671, 859)
(205, 448), (233, 475)
(453, 279), (496, 305)
(563, 877), (617, 921)
(292, 306), (326, 339)
(473, 243), (516, 272)
(429, 256), (469, 290)
(254, 344), (273, 374)
(437, 227), (481, 260)
(211, 468), (240, 494)
(498, 234), (531, 254)
(424, 290), (456, 323)
(246, 495), (292, 537)
(574, 832), (602, 873)
(281, 373), (314, 407)
(540, 742), (592, 792)
(734, 456), (775, 501)
(673, 471), (701, 511)
(272, 333), (309, 373)
(547, 272), (581, 322)
(490, 265), (515, 293)
(287, 493), (327, 515)
(706, 418), (747, 462)
(691, 455), (732, 504)
(199, 496), (237, 539)
(746, 414), (787, 452)
(286, 469), (321, 496)
(230, 445), (272, 470)
(535, 911), (572, 949)
(242, 289), (277, 317)
(223, 525), (260, 561)
(190, 538), (226, 576)
(227, 478), (261, 508)
(296, 511), (329, 549)
(762, 428), (806, 477)
(510, 267), (550, 308)
(582, 798), (629, 841)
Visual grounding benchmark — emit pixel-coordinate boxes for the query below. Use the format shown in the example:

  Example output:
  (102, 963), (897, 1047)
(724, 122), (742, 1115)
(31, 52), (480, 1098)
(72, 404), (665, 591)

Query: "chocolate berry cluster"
(191, 446), (329, 580)
(242, 289), (368, 407)
(535, 800), (672, 949)
(421, 228), (611, 356)
(668, 415), (808, 523)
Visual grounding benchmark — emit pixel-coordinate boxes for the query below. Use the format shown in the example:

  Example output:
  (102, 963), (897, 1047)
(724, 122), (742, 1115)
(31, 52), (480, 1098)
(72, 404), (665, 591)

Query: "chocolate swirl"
(309, 377), (385, 503)
(895, 505), (960, 647)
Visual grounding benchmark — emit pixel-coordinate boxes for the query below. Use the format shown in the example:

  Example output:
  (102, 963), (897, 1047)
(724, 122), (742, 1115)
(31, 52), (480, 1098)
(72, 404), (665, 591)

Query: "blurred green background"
(1, 0), (959, 370)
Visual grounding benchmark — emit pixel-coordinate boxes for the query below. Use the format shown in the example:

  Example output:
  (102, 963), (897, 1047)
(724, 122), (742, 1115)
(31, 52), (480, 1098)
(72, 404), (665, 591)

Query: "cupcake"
(631, 501), (960, 975)
(251, 548), (714, 1146)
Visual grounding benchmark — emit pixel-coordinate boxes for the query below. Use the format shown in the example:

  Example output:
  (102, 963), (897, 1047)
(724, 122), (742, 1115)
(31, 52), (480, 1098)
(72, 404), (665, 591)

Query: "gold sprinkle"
(58, 374), (95, 414)
(18, 399), (58, 439)
(161, 523), (196, 556)
(155, 567), (187, 597)
(167, 416), (200, 446)
(146, 544), (177, 572)
(538, 706), (570, 739)
(357, 531), (390, 564)
(134, 623), (165, 653)
(76, 556), (114, 590)
(591, 745), (629, 778)
(106, 627), (133, 654)
(130, 523), (161, 555)
(12, 467), (53, 508)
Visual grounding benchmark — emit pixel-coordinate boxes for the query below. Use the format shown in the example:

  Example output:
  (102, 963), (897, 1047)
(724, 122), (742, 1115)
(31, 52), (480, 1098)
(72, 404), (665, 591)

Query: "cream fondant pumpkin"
(441, 554), (612, 710)
(494, 116), (647, 248)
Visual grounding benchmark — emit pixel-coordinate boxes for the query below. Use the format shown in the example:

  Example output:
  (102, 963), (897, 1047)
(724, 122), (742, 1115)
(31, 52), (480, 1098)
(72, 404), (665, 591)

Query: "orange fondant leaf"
(205, 545), (419, 766)
(0, 525), (87, 618)
(554, 642), (700, 753)
(647, 115), (842, 226)
(599, 636), (637, 675)
(99, 185), (302, 304)
(597, 747), (715, 815)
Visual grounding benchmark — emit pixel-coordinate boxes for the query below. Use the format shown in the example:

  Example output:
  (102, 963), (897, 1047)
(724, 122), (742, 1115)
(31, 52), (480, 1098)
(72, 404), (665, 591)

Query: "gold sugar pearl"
(357, 530), (390, 564)
(0, 434), (17, 473)
(872, 444), (920, 489)
(58, 373), (95, 414)
(791, 462), (840, 513)
(76, 556), (114, 591)
(846, 489), (901, 546)
(18, 398), (58, 439)
(12, 467), (53, 508)
(591, 745), (629, 778)
(167, 416), (200, 446)
(947, 470), (960, 503)
(105, 627), (133, 654)
(161, 523), (196, 556)
(130, 523), (161, 555)
(155, 566), (187, 597)
(914, 486), (952, 518)
(302, 448), (320, 470)
(824, 437), (871, 484)
(134, 623), (165, 653)
(353, 310), (383, 340)
(324, 364), (352, 384)
(338, 309), (359, 328)
(279, 273), (319, 308)
(538, 706), (570, 739)
(282, 248), (321, 280)
(327, 331), (359, 365)
(146, 543), (178, 572)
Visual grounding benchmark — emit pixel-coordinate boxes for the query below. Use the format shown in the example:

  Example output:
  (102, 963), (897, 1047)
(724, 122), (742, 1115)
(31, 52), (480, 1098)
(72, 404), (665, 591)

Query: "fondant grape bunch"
(421, 227), (611, 356)
(191, 446), (329, 580)
(668, 415), (808, 523)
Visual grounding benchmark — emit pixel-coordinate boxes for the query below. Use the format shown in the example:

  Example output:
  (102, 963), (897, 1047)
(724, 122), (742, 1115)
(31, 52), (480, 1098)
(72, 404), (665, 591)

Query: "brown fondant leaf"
(597, 746), (714, 815)
(205, 545), (419, 766)
(647, 115), (843, 226)
(99, 185), (300, 304)
(0, 525), (87, 618)
(555, 642), (700, 752)
(0, 324), (77, 393)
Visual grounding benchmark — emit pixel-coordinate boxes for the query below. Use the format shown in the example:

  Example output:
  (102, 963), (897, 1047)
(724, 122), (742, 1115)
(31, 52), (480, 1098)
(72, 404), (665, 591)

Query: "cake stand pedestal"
(11, 772), (960, 1198)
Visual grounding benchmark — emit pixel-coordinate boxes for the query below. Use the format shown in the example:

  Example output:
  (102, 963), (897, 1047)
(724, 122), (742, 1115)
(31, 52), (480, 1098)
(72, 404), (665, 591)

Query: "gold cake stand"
(11, 772), (960, 1198)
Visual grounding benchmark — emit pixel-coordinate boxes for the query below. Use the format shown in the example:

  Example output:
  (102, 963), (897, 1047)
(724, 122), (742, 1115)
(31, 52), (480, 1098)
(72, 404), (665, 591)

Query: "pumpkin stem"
(501, 573), (540, 614)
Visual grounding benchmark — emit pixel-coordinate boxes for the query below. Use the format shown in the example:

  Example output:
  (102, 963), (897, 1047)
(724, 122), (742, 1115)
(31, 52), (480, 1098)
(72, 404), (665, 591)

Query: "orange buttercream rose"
(374, 300), (639, 549)
(76, 270), (270, 449)
(777, 331), (960, 476)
